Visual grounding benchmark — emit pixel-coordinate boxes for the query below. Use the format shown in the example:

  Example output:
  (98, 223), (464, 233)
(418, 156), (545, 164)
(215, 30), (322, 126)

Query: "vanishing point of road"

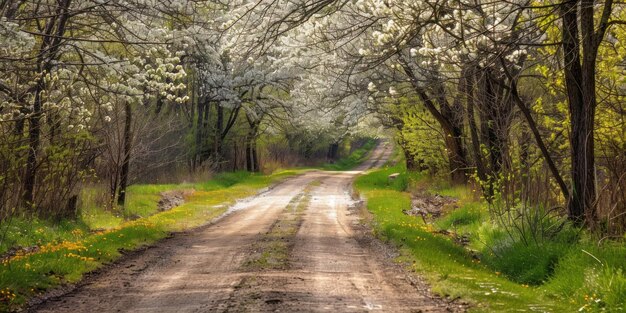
(30, 142), (461, 313)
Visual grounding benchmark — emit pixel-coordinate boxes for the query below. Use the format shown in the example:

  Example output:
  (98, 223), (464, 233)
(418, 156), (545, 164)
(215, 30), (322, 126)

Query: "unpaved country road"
(29, 142), (462, 313)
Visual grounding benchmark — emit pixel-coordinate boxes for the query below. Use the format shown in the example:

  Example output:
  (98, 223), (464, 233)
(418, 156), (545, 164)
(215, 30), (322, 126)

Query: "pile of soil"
(403, 193), (458, 219)
(1, 245), (40, 262)
(157, 190), (189, 212)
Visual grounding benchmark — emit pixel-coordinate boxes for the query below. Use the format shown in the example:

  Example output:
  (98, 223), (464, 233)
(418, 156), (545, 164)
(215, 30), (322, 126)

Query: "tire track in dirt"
(29, 141), (462, 313)
(219, 142), (457, 312)
(29, 173), (322, 313)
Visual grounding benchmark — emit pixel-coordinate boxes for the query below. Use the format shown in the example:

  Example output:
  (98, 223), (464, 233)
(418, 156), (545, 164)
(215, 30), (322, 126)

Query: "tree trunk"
(246, 141), (253, 172)
(195, 97), (211, 167)
(246, 121), (260, 172)
(252, 142), (259, 172)
(246, 138), (259, 172)
(397, 136), (420, 171)
(214, 104), (223, 161)
(436, 85), (469, 184)
(571, 63), (597, 224)
(194, 96), (205, 170)
(202, 100), (211, 159)
(391, 115), (422, 171)
(22, 0), (73, 209)
(464, 68), (490, 197)
(560, 0), (607, 225)
(117, 102), (132, 206)
(444, 134), (468, 184)
(109, 165), (119, 208)
(22, 83), (43, 208)
(477, 70), (507, 176)
(327, 142), (339, 160)
(400, 61), (468, 183)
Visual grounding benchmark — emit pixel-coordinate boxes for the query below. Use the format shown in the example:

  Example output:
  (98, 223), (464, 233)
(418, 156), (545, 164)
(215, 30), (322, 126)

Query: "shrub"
(482, 240), (570, 285)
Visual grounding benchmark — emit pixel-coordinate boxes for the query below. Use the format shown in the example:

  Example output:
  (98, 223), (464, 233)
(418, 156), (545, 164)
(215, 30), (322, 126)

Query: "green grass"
(0, 169), (300, 311)
(124, 184), (185, 217)
(435, 203), (484, 230)
(354, 162), (419, 192)
(542, 239), (626, 311)
(75, 171), (270, 232)
(355, 163), (626, 312)
(321, 138), (376, 171)
(0, 219), (90, 256)
(80, 206), (123, 230)
(120, 172), (268, 219)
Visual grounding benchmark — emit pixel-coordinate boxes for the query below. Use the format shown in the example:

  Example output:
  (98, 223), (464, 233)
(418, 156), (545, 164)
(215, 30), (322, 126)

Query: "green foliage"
(356, 168), (568, 312)
(278, 127), (341, 161)
(197, 171), (255, 190)
(430, 184), (626, 311)
(482, 241), (569, 285)
(543, 241), (626, 311)
(0, 218), (89, 255)
(77, 171), (282, 228)
(357, 164), (626, 312)
(396, 99), (448, 175)
(125, 184), (185, 217)
(354, 163), (411, 192)
(322, 138), (376, 171)
(78, 187), (123, 229)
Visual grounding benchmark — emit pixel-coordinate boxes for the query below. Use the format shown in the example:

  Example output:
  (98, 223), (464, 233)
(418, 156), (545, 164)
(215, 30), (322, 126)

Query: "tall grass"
(356, 163), (626, 312)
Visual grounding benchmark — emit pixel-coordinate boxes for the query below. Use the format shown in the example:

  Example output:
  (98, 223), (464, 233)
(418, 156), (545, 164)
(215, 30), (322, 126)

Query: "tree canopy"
(0, 0), (625, 233)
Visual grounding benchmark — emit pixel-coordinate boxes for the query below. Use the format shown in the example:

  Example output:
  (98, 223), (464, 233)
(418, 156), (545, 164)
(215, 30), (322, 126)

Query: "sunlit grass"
(0, 169), (299, 311)
(80, 207), (123, 230)
(355, 166), (626, 312)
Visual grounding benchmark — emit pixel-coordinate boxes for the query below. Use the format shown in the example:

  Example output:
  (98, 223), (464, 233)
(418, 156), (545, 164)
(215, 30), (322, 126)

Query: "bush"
(482, 240), (570, 285)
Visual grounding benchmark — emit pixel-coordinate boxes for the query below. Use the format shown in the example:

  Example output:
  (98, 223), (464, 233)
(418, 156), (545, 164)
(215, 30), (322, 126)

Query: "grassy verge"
(0, 170), (299, 311)
(355, 163), (626, 312)
(321, 138), (377, 171)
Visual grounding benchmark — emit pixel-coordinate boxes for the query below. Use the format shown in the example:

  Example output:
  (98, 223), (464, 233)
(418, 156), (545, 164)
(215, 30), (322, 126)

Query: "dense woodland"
(1, 0), (624, 234)
(0, 0), (370, 221)
(1, 0), (626, 311)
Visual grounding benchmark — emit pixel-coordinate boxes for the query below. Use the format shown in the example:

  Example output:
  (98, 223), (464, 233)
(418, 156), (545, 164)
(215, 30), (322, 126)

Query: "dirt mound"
(157, 190), (190, 212)
(1, 245), (40, 263)
(404, 193), (458, 219)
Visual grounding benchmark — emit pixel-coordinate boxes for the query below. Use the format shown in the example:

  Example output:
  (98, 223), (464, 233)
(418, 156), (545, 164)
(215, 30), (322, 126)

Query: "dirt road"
(30, 142), (459, 312)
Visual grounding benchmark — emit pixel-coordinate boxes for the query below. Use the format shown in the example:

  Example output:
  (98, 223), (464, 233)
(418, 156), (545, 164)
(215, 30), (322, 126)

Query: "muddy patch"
(404, 192), (473, 248)
(223, 275), (306, 312)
